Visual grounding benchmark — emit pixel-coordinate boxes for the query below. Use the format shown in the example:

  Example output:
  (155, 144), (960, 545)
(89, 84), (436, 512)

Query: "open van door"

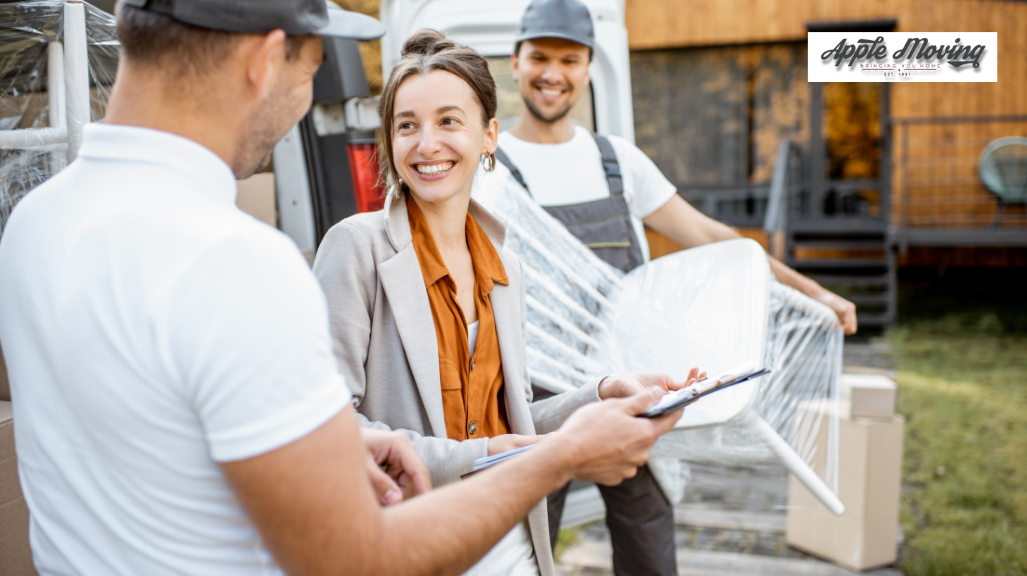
(379, 0), (636, 142)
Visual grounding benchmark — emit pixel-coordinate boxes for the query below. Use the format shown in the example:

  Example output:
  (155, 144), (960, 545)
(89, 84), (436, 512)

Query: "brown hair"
(116, 4), (307, 79)
(377, 29), (498, 196)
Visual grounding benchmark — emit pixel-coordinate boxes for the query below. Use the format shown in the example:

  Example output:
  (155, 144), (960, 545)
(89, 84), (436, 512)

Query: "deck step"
(557, 539), (904, 576)
(807, 274), (891, 287)
(856, 313), (892, 327)
(792, 240), (887, 251)
(675, 507), (786, 533)
(843, 293), (891, 306)
(788, 258), (888, 270)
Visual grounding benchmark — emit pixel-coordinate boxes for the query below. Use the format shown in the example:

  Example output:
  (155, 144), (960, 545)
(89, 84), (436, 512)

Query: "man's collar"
(77, 124), (238, 204)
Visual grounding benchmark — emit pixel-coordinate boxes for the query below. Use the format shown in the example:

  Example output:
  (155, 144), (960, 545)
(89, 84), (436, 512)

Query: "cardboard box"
(840, 373), (897, 419)
(786, 412), (904, 571)
(236, 172), (276, 227)
(1, 401), (37, 575)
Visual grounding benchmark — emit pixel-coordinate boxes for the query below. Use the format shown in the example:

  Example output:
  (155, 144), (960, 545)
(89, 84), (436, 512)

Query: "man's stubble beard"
(233, 84), (297, 180)
(523, 95), (574, 124)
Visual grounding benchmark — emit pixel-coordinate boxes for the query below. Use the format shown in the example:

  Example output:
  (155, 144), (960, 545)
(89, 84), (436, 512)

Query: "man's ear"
(510, 52), (519, 81)
(245, 29), (288, 99)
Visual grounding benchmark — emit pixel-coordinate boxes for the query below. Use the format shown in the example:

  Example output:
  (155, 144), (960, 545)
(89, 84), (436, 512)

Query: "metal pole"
(63, 1), (89, 162)
(47, 41), (67, 173)
(809, 83), (825, 223)
(47, 42), (66, 130)
(746, 412), (846, 516)
(764, 140), (791, 260)
(900, 122), (909, 255)
(0, 128), (68, 149)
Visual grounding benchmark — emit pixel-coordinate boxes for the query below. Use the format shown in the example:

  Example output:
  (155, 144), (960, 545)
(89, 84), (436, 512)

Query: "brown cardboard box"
(236, 172), (276, 227)
(1, 401), (37, 575)
(840, 373), (897, 419)
(786, 411), (904, 571)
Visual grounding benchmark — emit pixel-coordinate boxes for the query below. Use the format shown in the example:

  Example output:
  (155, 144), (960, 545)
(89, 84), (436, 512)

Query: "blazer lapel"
(378, 195), (448, 438)
(491, 277), (535, 435)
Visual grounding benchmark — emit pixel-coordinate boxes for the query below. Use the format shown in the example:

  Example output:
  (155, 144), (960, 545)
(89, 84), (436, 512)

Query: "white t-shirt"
(485, 126), (677, 263)
(0, 125), (351, 575)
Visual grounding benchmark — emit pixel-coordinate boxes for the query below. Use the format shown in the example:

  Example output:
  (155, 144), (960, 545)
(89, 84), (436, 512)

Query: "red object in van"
(347, 142), (385, 213)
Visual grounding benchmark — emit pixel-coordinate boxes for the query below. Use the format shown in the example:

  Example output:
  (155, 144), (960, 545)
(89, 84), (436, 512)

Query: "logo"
(807, 32), (997, 82)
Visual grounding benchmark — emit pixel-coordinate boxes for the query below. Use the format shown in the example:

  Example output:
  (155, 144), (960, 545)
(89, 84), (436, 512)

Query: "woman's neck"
(409, 189), (471, 251)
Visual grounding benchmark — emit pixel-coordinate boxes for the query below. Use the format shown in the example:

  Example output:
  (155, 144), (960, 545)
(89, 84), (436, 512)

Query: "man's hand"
(598, 368), (703, 400)
(813, 289), (858, 335)
(488, 433), (547, 456)
(553, 388), (681, 486)
(360, 429), (432, 506)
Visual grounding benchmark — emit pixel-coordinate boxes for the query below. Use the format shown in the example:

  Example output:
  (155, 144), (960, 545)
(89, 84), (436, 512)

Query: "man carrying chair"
(479, 0), (859, 573)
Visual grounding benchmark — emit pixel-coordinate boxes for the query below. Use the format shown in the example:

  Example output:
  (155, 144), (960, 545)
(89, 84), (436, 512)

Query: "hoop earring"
(482, 152), (496, 172)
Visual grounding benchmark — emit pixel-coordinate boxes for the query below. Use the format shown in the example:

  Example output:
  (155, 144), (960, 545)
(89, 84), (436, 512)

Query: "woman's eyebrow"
(394, 106), (465, 119)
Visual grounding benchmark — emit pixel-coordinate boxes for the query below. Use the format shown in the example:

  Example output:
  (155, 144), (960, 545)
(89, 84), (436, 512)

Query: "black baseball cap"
(516, 0), (594, 49)
(118, 0), (386, 40)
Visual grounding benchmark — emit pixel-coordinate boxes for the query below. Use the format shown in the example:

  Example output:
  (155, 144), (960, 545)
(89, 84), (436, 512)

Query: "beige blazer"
(312, 193), (602, 576)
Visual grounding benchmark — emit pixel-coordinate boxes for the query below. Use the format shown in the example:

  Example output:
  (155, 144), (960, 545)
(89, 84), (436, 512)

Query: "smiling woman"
(311, 28), (697, 576)
(311, 29), (560, 576)
(376, 30), (499, 200)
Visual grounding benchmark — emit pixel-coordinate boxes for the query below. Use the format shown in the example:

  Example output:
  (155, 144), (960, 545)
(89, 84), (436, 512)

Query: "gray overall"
(496, 132), (677, 576)
(495, 133), (645, 274)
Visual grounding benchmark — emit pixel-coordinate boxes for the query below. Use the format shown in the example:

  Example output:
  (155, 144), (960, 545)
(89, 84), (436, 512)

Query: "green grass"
(892, 306), (1027, 575)
(554, 525), (583, 560)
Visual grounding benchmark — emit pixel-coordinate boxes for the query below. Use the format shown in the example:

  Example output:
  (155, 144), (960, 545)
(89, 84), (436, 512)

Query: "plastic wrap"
(478, 173), (843, 509)
(0, 0), (118, 235)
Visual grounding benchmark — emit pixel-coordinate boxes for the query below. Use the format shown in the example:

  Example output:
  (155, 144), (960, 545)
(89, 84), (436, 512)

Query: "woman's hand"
(598, 368), (704, 400)
(487, 433), (546, 456)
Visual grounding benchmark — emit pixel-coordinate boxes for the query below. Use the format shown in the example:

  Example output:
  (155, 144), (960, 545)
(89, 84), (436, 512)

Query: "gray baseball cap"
(515, 0), (594, 49)
(118, 0), (385, 40)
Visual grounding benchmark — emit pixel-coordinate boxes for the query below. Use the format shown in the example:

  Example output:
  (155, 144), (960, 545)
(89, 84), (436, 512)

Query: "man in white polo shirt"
(0, 1), (687, 575)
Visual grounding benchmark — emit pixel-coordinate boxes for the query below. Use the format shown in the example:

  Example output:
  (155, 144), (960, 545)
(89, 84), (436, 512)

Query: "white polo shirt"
(0, 125), (351, 575)
(476, 127), (678, 263)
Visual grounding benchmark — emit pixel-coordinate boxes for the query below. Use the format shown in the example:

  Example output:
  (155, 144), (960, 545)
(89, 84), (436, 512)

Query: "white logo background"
(808, 32), (997, 83)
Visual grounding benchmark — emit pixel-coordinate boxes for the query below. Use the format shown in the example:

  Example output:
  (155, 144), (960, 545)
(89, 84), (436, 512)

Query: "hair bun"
(401, 29), (457, 57)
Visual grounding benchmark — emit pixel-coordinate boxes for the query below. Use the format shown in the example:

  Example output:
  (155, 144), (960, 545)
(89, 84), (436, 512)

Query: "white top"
(482, 126), (678, 262)
(468, 320), (480, 356)
(0, 125), (351, 576)
(462, 326), (538, 576)
(463, 521), (539, 576)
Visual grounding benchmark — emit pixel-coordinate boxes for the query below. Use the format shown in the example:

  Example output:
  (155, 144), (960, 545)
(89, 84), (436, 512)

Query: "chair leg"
(991, 200), (1005, 228)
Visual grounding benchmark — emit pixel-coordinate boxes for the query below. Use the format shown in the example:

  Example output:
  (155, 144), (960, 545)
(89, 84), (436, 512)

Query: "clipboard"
(641, 364), (771, 418)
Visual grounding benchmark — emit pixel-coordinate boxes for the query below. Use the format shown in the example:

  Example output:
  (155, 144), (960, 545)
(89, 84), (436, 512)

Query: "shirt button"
(468, 421), (477, 435)
(470, 360), (476, 371)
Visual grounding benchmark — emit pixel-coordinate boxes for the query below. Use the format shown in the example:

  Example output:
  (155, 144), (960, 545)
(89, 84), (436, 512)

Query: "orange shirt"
(407, 194), (510, 441)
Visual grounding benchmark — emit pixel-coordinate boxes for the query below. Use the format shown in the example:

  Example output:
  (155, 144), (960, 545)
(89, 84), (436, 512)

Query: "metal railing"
(892, 115), (1027, 247)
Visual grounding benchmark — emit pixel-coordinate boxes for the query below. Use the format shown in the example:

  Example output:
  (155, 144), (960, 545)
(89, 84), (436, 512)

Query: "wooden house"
(626, 0), (1027, 325)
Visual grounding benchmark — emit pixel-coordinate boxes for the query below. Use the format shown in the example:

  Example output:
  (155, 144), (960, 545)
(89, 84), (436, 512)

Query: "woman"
(313, 30), (694, 576)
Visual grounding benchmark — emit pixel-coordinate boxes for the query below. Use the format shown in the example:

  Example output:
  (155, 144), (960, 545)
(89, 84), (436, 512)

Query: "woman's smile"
(413, 161), (456, 179)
